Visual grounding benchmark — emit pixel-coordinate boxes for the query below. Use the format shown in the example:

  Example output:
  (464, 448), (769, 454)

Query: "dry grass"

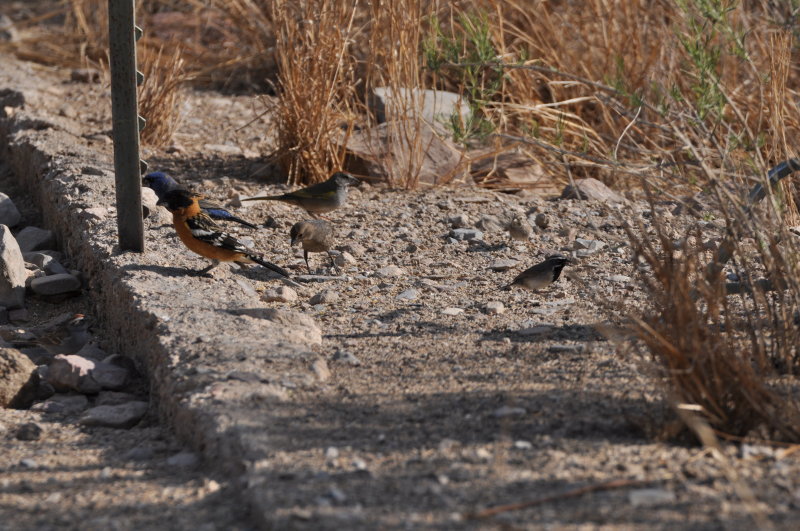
(137, 44), (189, 147)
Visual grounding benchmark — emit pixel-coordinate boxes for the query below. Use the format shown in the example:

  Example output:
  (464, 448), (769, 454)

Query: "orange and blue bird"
(144, 171), (258, 229)
(156, 188), (289, 277)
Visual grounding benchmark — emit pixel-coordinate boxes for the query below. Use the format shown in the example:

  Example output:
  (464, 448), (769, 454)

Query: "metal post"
(108, 0), (144, 252)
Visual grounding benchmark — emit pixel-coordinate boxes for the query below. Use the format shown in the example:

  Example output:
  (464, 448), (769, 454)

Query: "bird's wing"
(197, 197), (229, 212)
(185, 214), (249, 254)
(288, 181), (335, 199)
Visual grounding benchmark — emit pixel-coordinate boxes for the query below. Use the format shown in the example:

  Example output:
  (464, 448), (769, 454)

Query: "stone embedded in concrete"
(0, 347), (36, 407)
(0, 225), (26, 308)
(0, 193), (21, 227)
(15, 226), (55, 252)
(30, 273), (81, 296)
(79, 401), (149, 429)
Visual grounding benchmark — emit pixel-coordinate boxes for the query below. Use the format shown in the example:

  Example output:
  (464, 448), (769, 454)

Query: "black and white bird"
(508, 254), (571, 291)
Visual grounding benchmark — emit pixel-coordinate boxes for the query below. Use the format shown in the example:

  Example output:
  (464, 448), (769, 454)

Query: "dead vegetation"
(5, 0), (800, 445)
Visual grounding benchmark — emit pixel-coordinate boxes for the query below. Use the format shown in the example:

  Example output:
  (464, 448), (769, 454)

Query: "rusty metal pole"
(108, 0), (145, 252)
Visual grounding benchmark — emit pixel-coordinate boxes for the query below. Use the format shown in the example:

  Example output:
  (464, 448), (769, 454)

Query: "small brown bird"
(242, 172), (359, 218)
(505, 213), (534, 242)
(290, 220), (339, 274)
(508, 254), (571, 291)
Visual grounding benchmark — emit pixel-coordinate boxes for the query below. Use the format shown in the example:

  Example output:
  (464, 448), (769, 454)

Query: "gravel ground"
(2, 51), (800, 530)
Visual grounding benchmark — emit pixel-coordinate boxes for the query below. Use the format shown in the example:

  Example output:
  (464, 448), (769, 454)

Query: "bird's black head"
(331, 172), (359, 187)
(546, 254), (571, 281)
(156, 188), (195, 211)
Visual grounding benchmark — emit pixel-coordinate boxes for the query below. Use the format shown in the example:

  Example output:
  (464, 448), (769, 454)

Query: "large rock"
(0, 193), (21, 227)
(0, 225), (26, 308)
(0, 347), (36, 407)
(30, 273), (81, 296)
(338, 120), (468, 186)
(46, 354), (129, 394)
(560, 178), (625, 204)
(15, 226), (55, 252)
(79, 401), (149, 429)
(369, 87), (471, 129)
(471, 150), (560, 195)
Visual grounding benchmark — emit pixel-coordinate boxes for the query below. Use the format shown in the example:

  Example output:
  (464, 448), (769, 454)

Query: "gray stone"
(395, 288), (418, 301)
(476, 215), (504, 233)
(573, 238), (606, 254)
(0, 225), (26, 308)
(493, 406), (526, 418)
(22, 251), (62, 267)
(628, 488), (676, 507)
(483, 301), (505, 315)
(0, 347), (35, 407)
(8, 308), (29, 323)
(332, 350), (361, 366)
(447, 214), (470, 229)
(488, 259), (520, 271)
(90, 362), (129, 390)
(449, 228), (483, 241)
(30, 393), (89, 415)
(79, 401), (149, 429)
(203, 143), (242, 155)
(375, 265), (406, 277)
(0, 14), (19, 43)
(309, 289), (340, 305)
(46, 354), (100, 394)
(166, 451), (199, 468)
(261, 286), (298, 303)
(124, 445), (155, 461)
(311, 358), (331, 382)
(15, 422), (42, 441)
(30, 274), (81, 296)
(15, 226), (55, 252)
(560, 178), (625, 204)
(369, 87), (471, 128)
(441, 307), (464, 316)
(0, 193), (21, 227)
(94, 391), (139, 406)
(333, 251), (356, 268)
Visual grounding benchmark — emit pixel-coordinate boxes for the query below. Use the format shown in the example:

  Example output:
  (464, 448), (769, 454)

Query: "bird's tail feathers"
(248, 254), (290, 278)
(241, 195), (284, 202)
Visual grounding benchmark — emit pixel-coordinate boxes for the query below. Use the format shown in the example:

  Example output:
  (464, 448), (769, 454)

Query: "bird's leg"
(304, 251), (312, 274)
(194, 259), (220, 276)
(327, 251), (341, 274)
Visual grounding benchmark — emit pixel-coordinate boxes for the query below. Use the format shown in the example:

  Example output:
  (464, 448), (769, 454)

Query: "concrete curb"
(0, 55), (320, 525)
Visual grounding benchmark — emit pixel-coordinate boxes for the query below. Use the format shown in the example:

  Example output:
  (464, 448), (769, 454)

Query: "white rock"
(441, 307), (464, 316)
(484, 301), (505, 315)
(46, 354), (99, 393)
(166, 451), (199, 468)
(395, 289), (418, 301)
(261, 286), (298, 303)
(375, 265), (406, 277)
(0, 225), (26, 308)
(309, 290), (340, 305)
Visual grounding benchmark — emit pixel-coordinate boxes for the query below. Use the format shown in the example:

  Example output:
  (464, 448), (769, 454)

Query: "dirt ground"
(2, 49), (800, 530)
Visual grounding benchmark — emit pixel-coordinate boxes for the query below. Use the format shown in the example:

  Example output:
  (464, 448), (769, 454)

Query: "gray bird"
(508, 254), (571, 291)
(290, 219), (339, 274)
(505, 213), (534, 242)
(242, 172), (359, 218)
